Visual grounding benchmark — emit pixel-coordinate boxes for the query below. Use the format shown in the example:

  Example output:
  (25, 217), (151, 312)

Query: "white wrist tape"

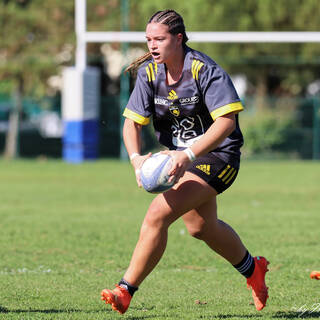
(130, 152), (140, 161)
(183, 148), (196, 161)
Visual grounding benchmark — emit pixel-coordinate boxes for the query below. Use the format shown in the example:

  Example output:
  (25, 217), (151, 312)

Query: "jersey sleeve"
(199, 65), (244, 121)
(123, 67), (153, 125)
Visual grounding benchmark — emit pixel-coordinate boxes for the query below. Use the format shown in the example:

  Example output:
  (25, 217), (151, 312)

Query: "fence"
(240, 95), (320, 159)
(0, 94), (319, 160)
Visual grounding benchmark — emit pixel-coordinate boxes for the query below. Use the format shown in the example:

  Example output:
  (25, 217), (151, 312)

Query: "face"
(146, 23), (183, 64)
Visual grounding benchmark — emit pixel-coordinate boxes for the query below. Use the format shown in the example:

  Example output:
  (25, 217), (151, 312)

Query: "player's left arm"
(167, 64), (242, 182)
(191, 112), (236, 156)
(167, 112), (236, 182)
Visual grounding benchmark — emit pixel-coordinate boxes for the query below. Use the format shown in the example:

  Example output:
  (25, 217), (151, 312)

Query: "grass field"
(0, 159), (319, 320)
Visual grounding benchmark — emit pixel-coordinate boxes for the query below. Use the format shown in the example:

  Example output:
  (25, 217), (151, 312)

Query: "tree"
(0, 0), (74, 158)
(1, 0), (319, 158)
(129, 0), (320, 97)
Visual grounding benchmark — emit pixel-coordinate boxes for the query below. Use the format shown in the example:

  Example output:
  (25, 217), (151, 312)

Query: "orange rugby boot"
(310, 271), (320, 280)
(246, 256), (270, 311)
(101, 285), (132, 314)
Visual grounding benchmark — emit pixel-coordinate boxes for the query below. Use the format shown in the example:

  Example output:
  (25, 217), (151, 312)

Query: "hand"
(161, 150), (191, 184)
(131, 153), (152, 187)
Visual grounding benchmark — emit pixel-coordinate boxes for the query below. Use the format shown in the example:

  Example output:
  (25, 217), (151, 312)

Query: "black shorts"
(186, 153), (240, 194)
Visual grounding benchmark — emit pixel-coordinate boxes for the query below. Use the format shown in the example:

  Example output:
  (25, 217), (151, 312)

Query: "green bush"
(240, 108), (295, 157)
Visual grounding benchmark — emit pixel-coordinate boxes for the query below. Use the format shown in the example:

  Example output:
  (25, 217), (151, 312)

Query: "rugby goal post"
(62, 0), (320, 162)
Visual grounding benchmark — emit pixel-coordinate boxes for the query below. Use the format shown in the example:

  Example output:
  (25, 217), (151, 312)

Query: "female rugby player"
(101, 9), (269, 314)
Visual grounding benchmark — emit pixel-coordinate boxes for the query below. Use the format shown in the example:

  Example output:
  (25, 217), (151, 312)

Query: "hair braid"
(124, 52), (152, 74)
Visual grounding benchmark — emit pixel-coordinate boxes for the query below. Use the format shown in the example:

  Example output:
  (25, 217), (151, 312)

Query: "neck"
(165, 46), (185, 84)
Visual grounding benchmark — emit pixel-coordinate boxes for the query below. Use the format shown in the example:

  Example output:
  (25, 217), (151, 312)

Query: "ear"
(176, 33), (183, 45)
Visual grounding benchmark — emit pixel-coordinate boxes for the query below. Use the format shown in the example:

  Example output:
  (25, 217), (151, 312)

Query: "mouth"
(151, 52), (160, 59)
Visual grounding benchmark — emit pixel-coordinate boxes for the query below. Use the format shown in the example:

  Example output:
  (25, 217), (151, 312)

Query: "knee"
(187, 226), (207, 240)
(143, 204), (170, 230)
(187, 219), (220, 240)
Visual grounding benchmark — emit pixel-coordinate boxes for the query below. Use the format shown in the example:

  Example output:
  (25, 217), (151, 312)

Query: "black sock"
(118, 278), (138, 297)
(233, 251), (255, 278)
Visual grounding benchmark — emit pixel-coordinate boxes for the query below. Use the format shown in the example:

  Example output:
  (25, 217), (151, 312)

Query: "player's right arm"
(122, 65), (154, 187)
(123, 118), (151, 187)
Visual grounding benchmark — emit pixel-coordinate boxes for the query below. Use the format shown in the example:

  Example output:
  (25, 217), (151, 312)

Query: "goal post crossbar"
(83, 31), (320, 44)
(77, 31), (320, 70)
(75, 0), (320, 70)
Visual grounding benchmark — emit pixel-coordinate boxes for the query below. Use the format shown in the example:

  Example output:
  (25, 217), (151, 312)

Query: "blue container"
(63, 119), (99, 162)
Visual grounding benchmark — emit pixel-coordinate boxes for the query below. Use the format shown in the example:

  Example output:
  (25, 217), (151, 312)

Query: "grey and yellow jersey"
(123, 46), (244, 162)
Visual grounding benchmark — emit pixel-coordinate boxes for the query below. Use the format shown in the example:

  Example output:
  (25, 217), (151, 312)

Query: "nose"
(150, 40), (157, 50)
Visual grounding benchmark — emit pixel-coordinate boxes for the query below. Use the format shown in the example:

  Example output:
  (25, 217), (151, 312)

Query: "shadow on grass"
(0, 305), (157, 319)
(208, 315), (263, 319)
(0, 306), (99, 314)
(206, 311), (320, 319)
(272, 311), (320, 319)
(123, 317), (162, 320)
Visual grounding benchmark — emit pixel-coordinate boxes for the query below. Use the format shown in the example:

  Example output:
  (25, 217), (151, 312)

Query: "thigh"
(145, 171), (217, 227)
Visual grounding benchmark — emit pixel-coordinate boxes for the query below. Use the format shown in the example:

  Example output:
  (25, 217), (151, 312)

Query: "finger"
(143, 152), (152, 158)
(168, 175), (176, 183)
(168, 165), (180, 182)
(140, 153), (152, 165)
(168, 166), (176, 176)
(172, 166), (186, 183)
(135, 168), (142, 187)
(168, 157), (177, 176)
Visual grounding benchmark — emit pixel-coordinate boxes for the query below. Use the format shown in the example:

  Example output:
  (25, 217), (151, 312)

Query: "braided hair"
(125, 10), (188, 74)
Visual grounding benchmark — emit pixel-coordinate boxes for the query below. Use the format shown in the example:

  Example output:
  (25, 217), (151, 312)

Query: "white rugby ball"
(140, 152), (174, 193)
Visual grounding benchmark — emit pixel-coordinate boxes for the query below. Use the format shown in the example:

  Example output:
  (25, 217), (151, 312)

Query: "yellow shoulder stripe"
(192, 59), (204, 80)
(123, 108), (150, 125)
(210, 102), (244, 121)
(145, 62), (158, 82)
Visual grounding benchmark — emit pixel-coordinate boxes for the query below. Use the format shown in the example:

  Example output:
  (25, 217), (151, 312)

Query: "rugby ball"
(140, 152), (174, 193)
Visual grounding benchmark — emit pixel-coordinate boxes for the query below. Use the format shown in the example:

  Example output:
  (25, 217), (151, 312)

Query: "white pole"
(75, 0), (87, 71)
(83, 31), (320, 43)
(187, 32), (320, 43)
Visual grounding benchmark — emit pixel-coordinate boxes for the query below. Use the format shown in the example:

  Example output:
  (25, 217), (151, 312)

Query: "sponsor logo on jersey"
(196, 164), (211, 175)
(179, 96), (200, 105)
(155, 95), (199, 107)
(169, 105), (180, 117)
(154, 97), (169, 106)
(167, 90), (178, 100)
